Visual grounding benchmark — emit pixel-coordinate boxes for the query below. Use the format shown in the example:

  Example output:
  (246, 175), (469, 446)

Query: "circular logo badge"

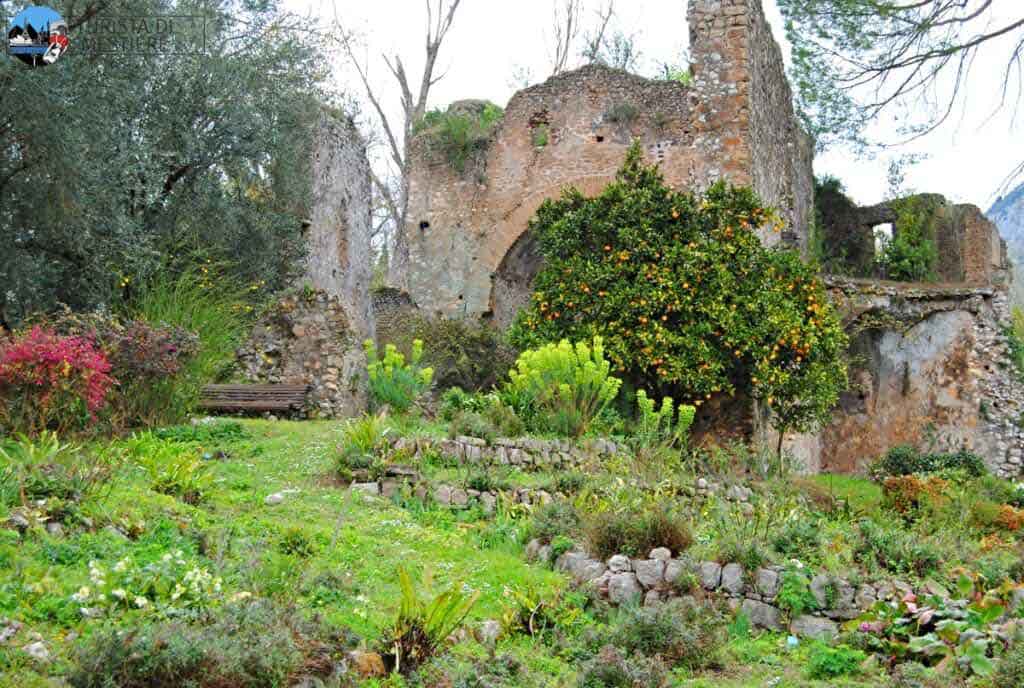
(8, 5), (68, 66)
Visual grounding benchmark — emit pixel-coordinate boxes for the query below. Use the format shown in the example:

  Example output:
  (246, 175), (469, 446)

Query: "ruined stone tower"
(238, 109), (375, 417)
(397, 0), (813, 328)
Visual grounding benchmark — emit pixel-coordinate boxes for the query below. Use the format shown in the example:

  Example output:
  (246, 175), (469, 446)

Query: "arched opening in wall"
(873, 222), (894, 255)
(490, 230), (544, 330)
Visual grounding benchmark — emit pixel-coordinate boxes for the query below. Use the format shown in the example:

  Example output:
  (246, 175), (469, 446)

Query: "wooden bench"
(199, 384), (309, 414)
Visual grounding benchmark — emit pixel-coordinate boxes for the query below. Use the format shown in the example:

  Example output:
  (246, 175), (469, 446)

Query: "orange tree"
(509, 144), (847, 441)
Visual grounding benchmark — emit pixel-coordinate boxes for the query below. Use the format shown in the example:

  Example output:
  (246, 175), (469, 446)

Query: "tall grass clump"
(127, 268), (248, 422)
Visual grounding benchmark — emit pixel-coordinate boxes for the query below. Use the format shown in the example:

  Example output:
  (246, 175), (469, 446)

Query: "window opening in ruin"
(419, 220), (430, 231)
(595, 135), (604, 142)
(873, 222), (893, 254)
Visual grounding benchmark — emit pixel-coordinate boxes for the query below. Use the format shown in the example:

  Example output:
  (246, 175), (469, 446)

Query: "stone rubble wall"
(388, 435), (624, 470)
(531, 542), (928, 640)
(237, 291), (365, 418)
(819, 278), (1024, 477)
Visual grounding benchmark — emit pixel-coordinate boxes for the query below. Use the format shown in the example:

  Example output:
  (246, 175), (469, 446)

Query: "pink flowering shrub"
(0, 327), (116, 435)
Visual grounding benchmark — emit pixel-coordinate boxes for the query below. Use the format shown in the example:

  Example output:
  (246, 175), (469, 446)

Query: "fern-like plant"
(388, 567), (479, 674)
(500, 337), (622, 437)
(364, 339), (434, 413)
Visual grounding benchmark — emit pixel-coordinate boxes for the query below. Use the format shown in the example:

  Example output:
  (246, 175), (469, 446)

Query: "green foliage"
(608, 598), (726, 670)
(1005, 307), (1024, 381)
(585, 506), (692, 559)
(604, 102), (638, 124)
(153, 421), (250, 444)
(129, 268), (248, 422)
(125, 433), (212, 505)
(416, 102), (504, 173)
(378, 311), (517, 392)
(511, 144), (847, 436)
(336, 414), (390, 474)
(529, 502), (582, 544)
(0, 0), (327, 326)
(775, 566), (818, 618)
(870, 445), (987, 481)
(994, 642), (1024, 688)
(387, 567), (480, 675)
(805, 642), (865, 679)
(443, 390), (525, 440)
(876, 196), (939, 282)
(771, 519), (821, 559)
(659, 64), (692, 86)
(856, 518), (941, 577)
(577, 645), (667, 688)
(501, 337), (623, 437)
(66, 600), (326, 688)
(0, 432), (114, 509)
(532, 124), (550, 147)
(631, 390), (695, 450)
(364, 339), (434, 413)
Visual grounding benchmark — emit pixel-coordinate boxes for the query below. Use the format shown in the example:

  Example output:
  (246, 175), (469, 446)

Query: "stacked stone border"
(529, 542), (941, 640)
(387, 435), (624, 470)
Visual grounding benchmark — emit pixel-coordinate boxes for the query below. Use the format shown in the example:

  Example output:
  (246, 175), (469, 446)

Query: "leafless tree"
(335, 0), (463, 288)
(580, 1), (615, 65)
(550, 0), (581, 76)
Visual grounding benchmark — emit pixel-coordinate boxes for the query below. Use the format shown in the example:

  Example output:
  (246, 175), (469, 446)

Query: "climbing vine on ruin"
(510, 143), (848, 433)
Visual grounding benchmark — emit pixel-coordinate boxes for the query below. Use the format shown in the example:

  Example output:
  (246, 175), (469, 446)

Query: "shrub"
(775, 566), (818, 618)
(0, 326), (115, 435)
(377, 312), (517, 392)
(153, 420), (249, 444)
(510, 143), (847, 439)
(882, 475), (949, 514)
(577, 645), (667, 688)
(529, 502), (582, 544)
(66, 600), (332, 688)
(857, 519), (941, 576)
(771, 519), (821, 559)
(129, 268), (248, 423)
(448, 410), (498, 444)
(501, 337), (622, 437)
(0, 432), (114, 510)
(994, 642), (1024, 688)
(876, 195), (939, 282)
(336, 414), (390, 475)
(416, 102), (504, 173)
(42, 307), (201, 429)
(364, 339), (433, 413)
(805, 642), (864, 679)
(631, 390), (695, 449)
(439, 386), (489, 421)
(126, 434), (211, 504)
(585, 507), (692, 559)
(386, 567), (479, 675)
(871, 445), (987, 480)
(609, 597), (725, 670)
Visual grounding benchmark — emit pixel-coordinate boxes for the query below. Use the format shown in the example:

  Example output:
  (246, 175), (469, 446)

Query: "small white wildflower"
(111, 589), (127, 600)
(113, 559), (129, 573)
(71, 586), (91, 602)
(162, 553), (173, 562)
(230, 591), (252, 603)
(133, 596), (149, 608)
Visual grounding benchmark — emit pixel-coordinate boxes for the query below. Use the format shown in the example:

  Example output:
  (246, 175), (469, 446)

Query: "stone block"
(741, 599), (784, 632)
(608, 573), (643, 605)
(754, 568), (779, 599)
(699, 561), (722, 590)
(790, 614), (838, 641)
(721, 563), (745, 595)
(633, 559), (666, 589)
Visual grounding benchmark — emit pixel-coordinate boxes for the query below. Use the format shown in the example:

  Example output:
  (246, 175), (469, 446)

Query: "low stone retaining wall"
(528, 541), (921, 640)
(388, 435), (624, 470)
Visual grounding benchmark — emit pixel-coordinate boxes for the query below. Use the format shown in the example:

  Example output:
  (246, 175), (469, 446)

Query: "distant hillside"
(988, 181), (1024, 304)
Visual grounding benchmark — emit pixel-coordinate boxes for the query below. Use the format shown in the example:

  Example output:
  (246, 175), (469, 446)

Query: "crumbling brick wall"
(398, 0), (813, 326)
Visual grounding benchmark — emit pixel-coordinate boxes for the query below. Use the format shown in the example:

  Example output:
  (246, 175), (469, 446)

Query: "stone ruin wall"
(398, 0), (813, 328)
(816, 278), (1024, 478)
(237, 110), (374, 417)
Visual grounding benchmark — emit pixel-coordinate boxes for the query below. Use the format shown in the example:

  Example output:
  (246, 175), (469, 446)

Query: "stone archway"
(490, 229), (543, 330)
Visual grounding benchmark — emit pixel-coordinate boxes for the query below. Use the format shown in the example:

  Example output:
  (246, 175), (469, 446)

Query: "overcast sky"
(294, 0), (1023, 210)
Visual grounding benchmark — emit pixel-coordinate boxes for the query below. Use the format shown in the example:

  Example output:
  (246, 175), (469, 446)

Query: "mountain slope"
(988, 181), (1024, 303)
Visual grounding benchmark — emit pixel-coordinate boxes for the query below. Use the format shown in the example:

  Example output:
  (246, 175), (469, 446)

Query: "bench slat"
(199, 383), (310, 414)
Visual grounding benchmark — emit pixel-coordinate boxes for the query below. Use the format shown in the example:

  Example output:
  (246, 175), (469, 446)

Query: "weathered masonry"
(397, 0), (813, 328)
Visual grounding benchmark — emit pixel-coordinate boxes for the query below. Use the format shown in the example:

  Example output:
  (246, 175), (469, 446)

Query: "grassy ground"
(0, 419), (991, 686)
